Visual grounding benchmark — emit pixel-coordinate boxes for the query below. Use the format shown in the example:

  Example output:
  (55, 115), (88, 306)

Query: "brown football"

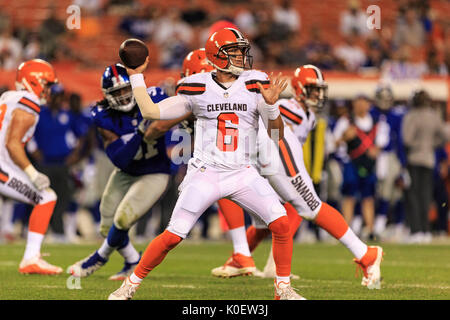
(118, 38), (149, 69)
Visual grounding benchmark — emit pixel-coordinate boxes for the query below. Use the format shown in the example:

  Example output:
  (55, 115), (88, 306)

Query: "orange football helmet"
(291, 64), (328, 109)
(181, 48), (214, 78)
(205, 28), (252, 76)
(15, 59), (57, 104)
(208, 20), (239, 38)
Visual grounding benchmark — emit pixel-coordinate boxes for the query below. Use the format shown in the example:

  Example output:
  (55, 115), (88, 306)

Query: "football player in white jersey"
(0, 59), (62, 275)
(109, 28), (305, 300)
(213, 65), (385, 290)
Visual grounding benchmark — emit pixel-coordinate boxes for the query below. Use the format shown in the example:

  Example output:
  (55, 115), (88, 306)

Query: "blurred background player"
(402, 89), (450, 243)
(212, 65), (384, 290)
(67, 63), (189, 280)
(108, 27), (303, 300)
(370, 84), (409, 239)
(0, 59), (62, 274)
(333, 92), (390, 240)
(26, 83), (90, 243)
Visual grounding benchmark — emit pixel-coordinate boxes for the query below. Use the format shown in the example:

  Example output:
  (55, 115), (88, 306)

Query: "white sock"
(98, 239), (115, 259)
(118, 241), (140, 264)
(129, 272), (143, 284)
(276, 276), (290, 286)
(23, 231), (44, 260)
(229, 226), (251, 257)
(339, 228), (368, 260)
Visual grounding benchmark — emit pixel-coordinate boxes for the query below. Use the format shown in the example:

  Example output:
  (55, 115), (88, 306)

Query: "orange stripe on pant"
(0, 172), (8, 183)
(279, 139), (298, 177)
(28, 201), (56, 235)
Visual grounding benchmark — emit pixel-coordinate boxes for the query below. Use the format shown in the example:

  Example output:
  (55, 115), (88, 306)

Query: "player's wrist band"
(130, 74), (146, 88)
(265, 104), (280, 120)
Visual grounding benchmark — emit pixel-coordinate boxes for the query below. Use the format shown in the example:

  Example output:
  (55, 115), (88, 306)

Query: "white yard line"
(294, 278), (450, 290)
(161, 284), (197, 289)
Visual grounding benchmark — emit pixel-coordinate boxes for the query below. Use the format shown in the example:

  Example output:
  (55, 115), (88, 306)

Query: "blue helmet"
(101, 63), (136, 112)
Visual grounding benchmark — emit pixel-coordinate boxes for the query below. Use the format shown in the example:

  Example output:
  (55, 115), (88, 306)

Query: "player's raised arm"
(257, 72), (288, 141)
(125, 57), (191, 120)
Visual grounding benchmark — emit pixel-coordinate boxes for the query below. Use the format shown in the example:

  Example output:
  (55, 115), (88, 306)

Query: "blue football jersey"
(91, 86), (171, 176)
(370, 104), (407, 167)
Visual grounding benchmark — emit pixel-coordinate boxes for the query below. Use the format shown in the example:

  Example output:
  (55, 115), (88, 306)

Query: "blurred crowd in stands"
(0, 0), (449, 246)
(0, 0), (449, 77)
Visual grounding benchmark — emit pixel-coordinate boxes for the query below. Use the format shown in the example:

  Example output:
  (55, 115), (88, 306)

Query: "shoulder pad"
(17, 91), (41, 114)
(176, 74), (206, 95)
(277, 99), (303, 124)
(243, 70), (270, 93)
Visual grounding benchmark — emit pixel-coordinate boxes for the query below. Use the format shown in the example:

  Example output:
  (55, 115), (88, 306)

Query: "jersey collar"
(209, 72), (244, 98)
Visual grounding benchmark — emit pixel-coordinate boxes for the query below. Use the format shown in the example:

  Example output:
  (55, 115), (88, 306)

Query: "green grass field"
(1, 240), (450, 300)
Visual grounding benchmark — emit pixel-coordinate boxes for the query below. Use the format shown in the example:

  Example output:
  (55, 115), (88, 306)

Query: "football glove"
(24, 164), (50, 191)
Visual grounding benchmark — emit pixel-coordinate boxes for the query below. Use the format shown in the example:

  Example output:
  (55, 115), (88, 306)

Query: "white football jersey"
(177, 70), (271, 170)
(277, 98), (316, 144)
(0, 90), (40, 163)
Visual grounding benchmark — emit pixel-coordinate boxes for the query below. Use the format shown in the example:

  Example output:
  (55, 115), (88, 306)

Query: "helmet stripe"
(111, 64), (120, 82)
(226, 28), (243, 40)
(304, 64), (323, 81)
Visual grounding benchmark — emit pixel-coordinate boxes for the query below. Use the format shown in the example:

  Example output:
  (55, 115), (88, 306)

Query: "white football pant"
(166, 158), (286, 238)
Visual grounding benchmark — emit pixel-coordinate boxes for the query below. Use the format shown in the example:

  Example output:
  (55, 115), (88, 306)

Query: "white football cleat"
(211, 253), (256, 278)
(19, 254), (63, 275)
(67, 251), (107, 278)
(354, 246), (384, 289)
(108, 276), (140, 300)
(274, 280), (306, 300)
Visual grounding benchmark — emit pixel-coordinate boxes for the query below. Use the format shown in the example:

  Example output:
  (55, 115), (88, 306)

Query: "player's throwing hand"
(125, 56), (150, 76)
(257, 72), (288, 105)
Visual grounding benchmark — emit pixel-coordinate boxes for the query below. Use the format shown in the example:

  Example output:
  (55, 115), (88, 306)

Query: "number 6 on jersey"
(216, 112), (239, 152)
